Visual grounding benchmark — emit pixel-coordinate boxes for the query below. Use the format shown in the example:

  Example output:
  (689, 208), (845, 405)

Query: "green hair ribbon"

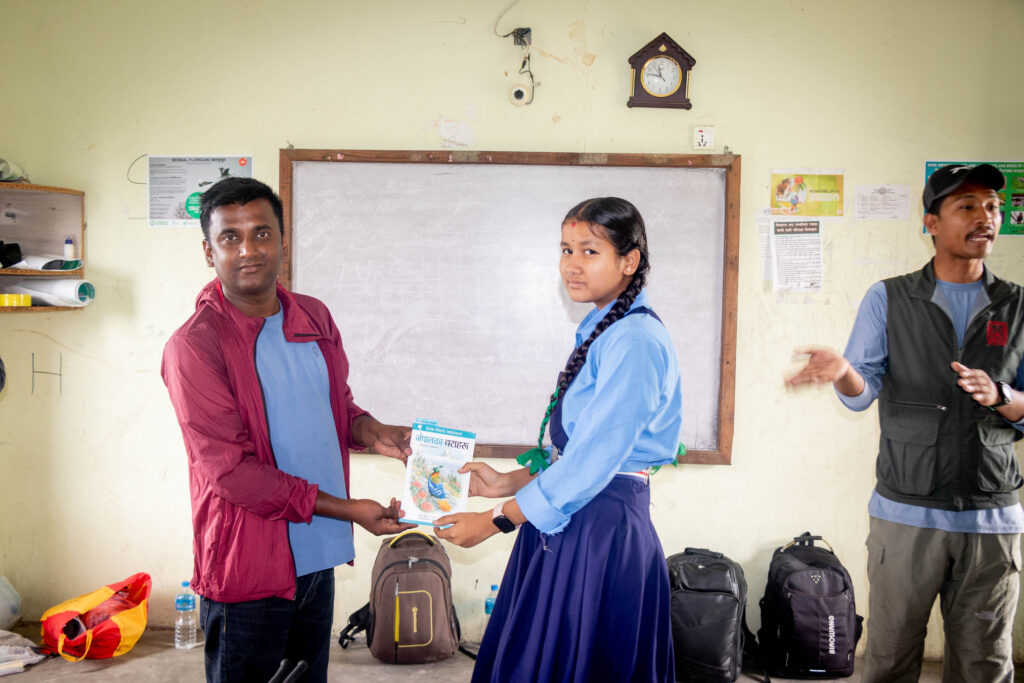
(516, 386), (563, 475)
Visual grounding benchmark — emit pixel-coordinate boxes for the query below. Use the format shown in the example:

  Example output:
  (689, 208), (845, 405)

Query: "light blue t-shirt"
(840, 277), (1024, 534)
(256, 308), (355, 576)
(516, 290), (682, 534)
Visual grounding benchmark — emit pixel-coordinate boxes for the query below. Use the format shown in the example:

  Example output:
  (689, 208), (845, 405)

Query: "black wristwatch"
(994, 381), (1014, 407)
(492, 502), (518, 534)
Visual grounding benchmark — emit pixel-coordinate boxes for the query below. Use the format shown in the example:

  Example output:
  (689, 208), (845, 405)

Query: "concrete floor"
(4, 622), (964, 681)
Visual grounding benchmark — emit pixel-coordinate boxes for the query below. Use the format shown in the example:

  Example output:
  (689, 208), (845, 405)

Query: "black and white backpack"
(757, 533), (863, 678)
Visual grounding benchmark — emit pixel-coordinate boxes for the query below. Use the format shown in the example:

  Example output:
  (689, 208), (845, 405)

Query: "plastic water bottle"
(484, 584), (498, 617)
(174, 580), (198, 649)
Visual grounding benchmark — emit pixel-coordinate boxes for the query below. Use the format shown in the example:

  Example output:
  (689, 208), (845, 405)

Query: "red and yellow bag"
(39, 572), (152, 661)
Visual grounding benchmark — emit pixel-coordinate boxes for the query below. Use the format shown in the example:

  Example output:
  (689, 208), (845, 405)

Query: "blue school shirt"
(256, 308), (355, 576)
(516, 290), (682, 534)
(840, 278), (1024, 534)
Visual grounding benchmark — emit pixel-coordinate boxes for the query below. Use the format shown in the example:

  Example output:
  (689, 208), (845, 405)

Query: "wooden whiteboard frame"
(279, 149), (739, 465)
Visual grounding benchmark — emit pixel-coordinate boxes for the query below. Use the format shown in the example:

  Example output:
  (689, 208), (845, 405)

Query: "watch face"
(1000, 381), (1014, 405)
(640, 56), (682, 97)
(493, 514), (516, 533)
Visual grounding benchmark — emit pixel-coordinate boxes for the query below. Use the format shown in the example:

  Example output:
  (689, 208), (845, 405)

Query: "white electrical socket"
(693, 126), (715, 150)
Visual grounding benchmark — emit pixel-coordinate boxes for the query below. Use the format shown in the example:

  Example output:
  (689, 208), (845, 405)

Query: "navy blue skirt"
(472, 475), (674, 683)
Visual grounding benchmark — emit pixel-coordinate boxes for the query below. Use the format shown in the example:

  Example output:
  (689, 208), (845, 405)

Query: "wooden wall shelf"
(0, 183), (87, 311)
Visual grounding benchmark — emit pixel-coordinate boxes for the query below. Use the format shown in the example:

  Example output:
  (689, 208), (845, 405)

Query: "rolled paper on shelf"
(7, 279), (95, 307)
(9, 254), (82, 271)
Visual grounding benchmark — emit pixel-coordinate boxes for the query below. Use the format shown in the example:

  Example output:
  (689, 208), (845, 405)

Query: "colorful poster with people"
(770, 170), (845, 218)
(925, 161), (1024, 235)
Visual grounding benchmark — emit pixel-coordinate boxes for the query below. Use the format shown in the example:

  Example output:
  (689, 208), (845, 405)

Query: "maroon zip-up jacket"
(162, 279), (367, 602)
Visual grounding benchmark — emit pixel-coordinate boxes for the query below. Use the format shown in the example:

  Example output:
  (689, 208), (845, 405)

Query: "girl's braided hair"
(534, 197), (651, 446)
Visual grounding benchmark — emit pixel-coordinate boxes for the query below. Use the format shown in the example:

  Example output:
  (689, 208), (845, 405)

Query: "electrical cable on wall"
(493, 0), (535, 105)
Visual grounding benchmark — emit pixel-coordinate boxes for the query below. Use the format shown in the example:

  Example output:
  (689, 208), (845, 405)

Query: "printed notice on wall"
(770, 169), (845, 218)
(855, 185), (910, 221)
(148, 156), (253, 227)
(771, 219), (823, 292)
(757, 207), (772, 283)
(925, 161), (1024, 235)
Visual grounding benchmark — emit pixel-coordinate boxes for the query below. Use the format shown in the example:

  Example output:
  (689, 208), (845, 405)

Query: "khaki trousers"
(861, 517), (1021, 683)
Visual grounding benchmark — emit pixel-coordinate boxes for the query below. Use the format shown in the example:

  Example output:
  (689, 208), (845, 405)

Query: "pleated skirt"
(472, 475), (674, 683)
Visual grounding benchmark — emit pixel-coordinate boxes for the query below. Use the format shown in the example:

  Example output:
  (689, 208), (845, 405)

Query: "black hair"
(534, 197), (651, 448)
(925, 197), (946, 217)
(198, 177), (284, 241)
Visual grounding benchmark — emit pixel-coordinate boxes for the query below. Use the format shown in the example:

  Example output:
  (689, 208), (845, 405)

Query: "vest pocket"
(976, 424), (1024, 493)
(877, 402), (944, 496)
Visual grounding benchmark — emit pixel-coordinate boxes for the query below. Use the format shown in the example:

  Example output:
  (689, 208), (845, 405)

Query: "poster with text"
(770, 169), (845, 218)
(925, 161), (1024, 235)
(771, 219), (823, 292)
(148, 156), (253, 227)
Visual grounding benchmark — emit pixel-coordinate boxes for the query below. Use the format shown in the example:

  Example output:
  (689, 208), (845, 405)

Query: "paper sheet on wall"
(771, 219), (823, 292)
(770, 169), (845, 218)
(854, 185), (910, 221)
(148, 156), (253, 228)
(757, 207), (772, 283)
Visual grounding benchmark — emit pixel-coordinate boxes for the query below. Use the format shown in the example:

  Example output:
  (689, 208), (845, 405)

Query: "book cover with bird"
(400, 420), (475, 526)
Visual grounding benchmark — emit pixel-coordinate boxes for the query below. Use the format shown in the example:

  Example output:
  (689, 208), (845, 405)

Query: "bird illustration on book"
(407, 455), (464, 514)
(427, 468), (451, 512)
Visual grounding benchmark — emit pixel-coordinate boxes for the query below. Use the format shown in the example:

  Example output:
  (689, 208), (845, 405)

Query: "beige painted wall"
(2, 0), (1024, 660)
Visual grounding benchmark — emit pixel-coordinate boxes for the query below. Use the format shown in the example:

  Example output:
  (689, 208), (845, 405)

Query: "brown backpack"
(342, 529), (461, 664)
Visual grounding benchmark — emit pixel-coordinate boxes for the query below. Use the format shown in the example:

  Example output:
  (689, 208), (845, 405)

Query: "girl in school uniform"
(435, 196), (682, 683)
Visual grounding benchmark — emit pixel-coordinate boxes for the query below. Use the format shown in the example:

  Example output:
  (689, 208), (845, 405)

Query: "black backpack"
(667, 547), (758, 682)
(757, 533), (863, 678)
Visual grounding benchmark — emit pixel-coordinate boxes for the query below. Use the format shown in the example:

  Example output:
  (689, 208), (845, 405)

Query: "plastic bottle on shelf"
(63, 235), (74, 260)
(174, 580), (198, 649)
(484, 584), (499, 617)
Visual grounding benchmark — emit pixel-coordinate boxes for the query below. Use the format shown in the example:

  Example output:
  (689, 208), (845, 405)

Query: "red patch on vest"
(987, 321), (1009, 347)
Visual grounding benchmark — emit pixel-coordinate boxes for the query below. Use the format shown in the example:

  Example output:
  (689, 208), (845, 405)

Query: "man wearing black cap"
(787, 164), (1024, 682)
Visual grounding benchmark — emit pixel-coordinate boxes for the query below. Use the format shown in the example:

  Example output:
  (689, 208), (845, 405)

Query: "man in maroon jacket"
(162, 177), (413, 683)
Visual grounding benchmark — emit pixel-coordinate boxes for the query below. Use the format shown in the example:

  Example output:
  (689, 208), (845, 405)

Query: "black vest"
(876, 261), (1024, 510)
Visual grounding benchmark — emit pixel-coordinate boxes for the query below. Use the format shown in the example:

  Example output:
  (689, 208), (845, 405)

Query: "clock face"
(640, 56), (682, 97)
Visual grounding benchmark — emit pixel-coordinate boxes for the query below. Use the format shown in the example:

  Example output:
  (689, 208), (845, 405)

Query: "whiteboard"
(282, 150), (738, 464)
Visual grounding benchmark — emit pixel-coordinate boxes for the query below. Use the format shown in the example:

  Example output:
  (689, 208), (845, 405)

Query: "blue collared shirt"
(516, 290), (682, 534)
(840, 278), (1024, 533)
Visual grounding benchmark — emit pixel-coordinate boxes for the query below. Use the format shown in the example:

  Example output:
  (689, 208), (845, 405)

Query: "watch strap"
(987, 381), (1013, 410)
(999, 381), (1014, 405)
(491, 502), (518, 534)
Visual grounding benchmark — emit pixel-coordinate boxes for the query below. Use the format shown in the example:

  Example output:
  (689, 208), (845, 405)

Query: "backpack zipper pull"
(412, 606), (418, 633)
(408, 556), (419, 569)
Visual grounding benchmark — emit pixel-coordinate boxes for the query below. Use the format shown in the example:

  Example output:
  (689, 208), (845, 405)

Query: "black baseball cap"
(923, 163), (1004, 214)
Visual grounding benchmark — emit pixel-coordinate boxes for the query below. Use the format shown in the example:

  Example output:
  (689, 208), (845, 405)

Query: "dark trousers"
(200, 568), (335, 683)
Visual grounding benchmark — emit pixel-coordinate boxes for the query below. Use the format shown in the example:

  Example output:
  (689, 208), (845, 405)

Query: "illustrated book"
(399, 420), (476, 526)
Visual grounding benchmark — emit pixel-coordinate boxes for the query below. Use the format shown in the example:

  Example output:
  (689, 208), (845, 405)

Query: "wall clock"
(627, 32), (696, 110)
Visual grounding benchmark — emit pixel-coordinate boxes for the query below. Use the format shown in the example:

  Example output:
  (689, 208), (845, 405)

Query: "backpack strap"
(388, 529), (436, 548)
(337, 602), (371, 649)
(741, 609), (771, 683)
(452, 610), (478, 660)
(783, 532), (834, 554)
